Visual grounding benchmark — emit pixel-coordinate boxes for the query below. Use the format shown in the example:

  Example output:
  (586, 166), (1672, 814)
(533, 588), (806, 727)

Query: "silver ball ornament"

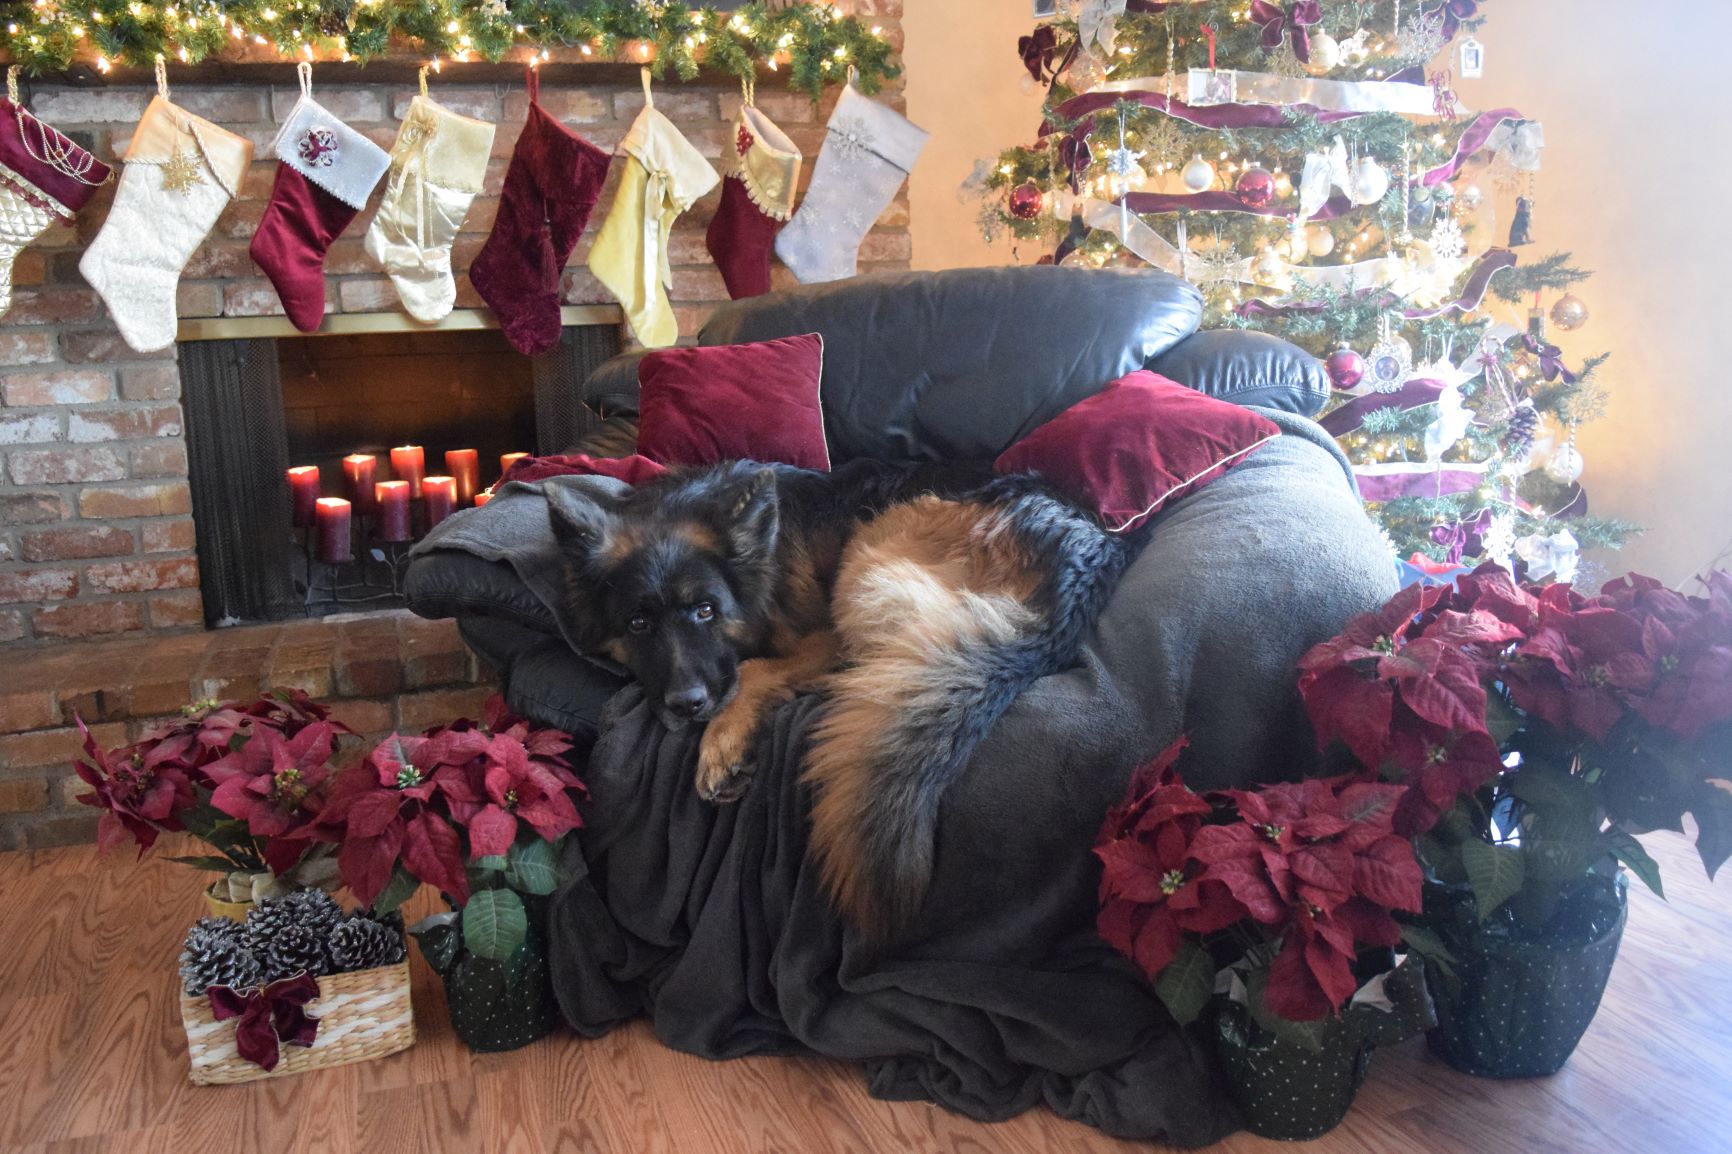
(1351, 157), (1389, 206)
(1306, 226), (1335, 257)
(1550, 293), (1590, 331)
(1459, 183), (1483, 210)
(1181, 154), (1216, 194)
(1544, 442), (1585, 485)
(1307, 32), (1341, 72)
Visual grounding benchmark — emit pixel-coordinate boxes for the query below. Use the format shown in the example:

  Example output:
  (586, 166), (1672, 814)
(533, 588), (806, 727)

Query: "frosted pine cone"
(328, 914), (407, 972)
(260, 923), (331, 983)
(178, 917), (265, 995)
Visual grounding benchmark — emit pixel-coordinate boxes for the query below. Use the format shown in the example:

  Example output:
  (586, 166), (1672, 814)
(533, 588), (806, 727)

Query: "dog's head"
(546, 465), (780, 729)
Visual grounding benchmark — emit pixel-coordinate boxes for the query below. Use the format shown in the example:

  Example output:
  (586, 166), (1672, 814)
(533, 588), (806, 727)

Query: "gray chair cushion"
(1145, 329), (1330, 417)
(698, 266), (1204, 463)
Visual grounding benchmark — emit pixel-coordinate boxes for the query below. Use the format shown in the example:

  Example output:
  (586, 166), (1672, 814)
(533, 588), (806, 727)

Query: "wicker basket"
(179, 962), (415, 1085)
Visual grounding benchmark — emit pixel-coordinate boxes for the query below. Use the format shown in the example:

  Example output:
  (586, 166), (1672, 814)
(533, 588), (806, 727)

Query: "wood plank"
(0, 829), (1725, 1154)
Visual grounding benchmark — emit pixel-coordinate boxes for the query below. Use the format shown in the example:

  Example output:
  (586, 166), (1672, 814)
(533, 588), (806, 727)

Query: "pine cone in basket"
(281, 888), (344, 940)
(178, 917), (265, 996)
(260, 922), (332, 983)
(328, 913), (407, 972)
(242, 896), (298, 947)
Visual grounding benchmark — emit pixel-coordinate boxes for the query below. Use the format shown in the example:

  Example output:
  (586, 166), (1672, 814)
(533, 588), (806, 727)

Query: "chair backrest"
(696, 266), (1204, 464)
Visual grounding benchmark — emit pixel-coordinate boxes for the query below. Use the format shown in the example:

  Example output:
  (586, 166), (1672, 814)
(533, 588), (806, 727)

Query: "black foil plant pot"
(1215, 1002), (1372, 1141)
(412, 894), (560, 1053)
(1424, 876), (1628, 1079)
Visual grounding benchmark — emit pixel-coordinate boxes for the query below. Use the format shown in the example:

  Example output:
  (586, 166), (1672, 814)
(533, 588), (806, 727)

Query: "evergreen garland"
(1, 1), (898, 99)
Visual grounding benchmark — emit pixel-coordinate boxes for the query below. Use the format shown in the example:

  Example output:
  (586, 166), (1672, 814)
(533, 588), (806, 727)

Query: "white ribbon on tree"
(1484, 118), (1545, 171)
(1297, 136), (1351, 227)
(1084, 71), (1457, 116)
(1514, 527), (1579, 583)
(1077, 0), (1129, 56)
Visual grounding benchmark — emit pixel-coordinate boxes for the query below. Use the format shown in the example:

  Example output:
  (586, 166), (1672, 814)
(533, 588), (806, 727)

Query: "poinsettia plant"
(1095, 738), (1433, 1047)
(1297, 565), (1732, 932)
(316, 696), (586, 963)
(72, 689), (350, 900)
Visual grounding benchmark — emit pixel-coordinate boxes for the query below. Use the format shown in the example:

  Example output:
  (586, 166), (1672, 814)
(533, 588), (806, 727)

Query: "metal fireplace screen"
(179, 325), (620, 627)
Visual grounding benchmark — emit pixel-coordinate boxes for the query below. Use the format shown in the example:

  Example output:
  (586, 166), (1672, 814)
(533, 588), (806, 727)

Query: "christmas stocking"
(706, 92), (801, 300)
(0, 97), (111, 319)
(589, 72), (719, 348)
(364, 85), (496, 324)
(776, 84), (926, 284)
(471, 67), (611, 357)
(250, 65), (390, 333)
(79, 81), (252, 353)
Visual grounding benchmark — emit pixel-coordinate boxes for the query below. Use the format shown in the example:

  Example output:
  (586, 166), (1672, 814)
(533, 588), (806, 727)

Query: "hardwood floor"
(1, 830), (1727, 1154)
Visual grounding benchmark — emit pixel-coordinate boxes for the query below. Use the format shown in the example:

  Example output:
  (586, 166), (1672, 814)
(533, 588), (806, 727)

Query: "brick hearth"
(0, 610), (494, 851)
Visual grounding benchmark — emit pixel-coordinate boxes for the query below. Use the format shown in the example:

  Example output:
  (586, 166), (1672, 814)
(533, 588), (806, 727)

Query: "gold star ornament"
(159, 146), (206, 196)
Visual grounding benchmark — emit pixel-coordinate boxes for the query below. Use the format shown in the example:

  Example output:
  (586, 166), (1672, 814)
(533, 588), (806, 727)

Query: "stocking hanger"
(640, 65), (654, 109)
(418, 65), (430, 97)
(155, 53), (170, 99)
(5, 66), (17, 106)
(296, 60), (314, 97)
(740, 74), (756, 107)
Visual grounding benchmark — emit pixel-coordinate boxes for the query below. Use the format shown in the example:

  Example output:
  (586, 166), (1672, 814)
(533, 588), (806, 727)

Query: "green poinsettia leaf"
(1461, 838), (1525, 921)
(1692, 784), (1732, 880)
(371, 866), (421, 917)
(1521, 833), (1610, 892)
(1153, 939), (1214, 1027)
(503, 839), (562, 896)
(1398, 922), (1457, 969)
(164, 854), (245, 872)
(461, 887), (527, 962)
(474, 855), (509, 872)
(1606, 831), (1664, 899)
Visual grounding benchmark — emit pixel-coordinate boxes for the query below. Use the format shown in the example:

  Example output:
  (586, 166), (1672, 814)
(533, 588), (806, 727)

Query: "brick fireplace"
(0, 30), (912, 848)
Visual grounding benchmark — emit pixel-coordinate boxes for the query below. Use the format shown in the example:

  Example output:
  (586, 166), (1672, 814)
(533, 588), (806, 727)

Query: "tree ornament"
(1008, 181), (1045, 220)
(1550, 293), (1590, 331)
(1049, 187), (1077, 220)
(1340, 28), (1372, 64)
(1458, 183), (1483, 210)
(1181, 154), (1216, 193)
(1325, 345), (1366, 390)
(1351, 156), (1389, 206)
(1407, 184), (1435, 230)
(1429, 216), (1466, 260)
(1508, 194), (1534, 246)
(1515, 528), (1579, 584)
(1504, 400), (1540, 462)
(179, 917), (265, 996)
(1234, 165), (1276, 208)
(1307, 31), (1340, 72)
(1366, 317), (1416, 393)
(1307, 225), (1336, 257)
(1544, 437), (1584, 485)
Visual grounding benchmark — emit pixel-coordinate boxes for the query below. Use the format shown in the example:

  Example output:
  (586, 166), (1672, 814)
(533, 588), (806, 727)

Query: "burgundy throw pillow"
(635, 332), (830, 471)
(994, 370), (1280, 532)
(501, 453), (668, 487)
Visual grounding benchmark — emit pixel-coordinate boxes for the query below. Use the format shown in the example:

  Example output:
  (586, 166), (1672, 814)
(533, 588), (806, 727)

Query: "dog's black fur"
(545, 457), (1131, 937)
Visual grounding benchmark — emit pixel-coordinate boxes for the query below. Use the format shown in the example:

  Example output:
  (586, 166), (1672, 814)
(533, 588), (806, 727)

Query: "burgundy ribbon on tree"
(1119, 188), (1362, 218)
(1251, 0), (1322, 64)
(1521, 332), (1578, 384)
(1430, 509), (1493, 564)
(1431, 71), (1459, 122)
(1355, 462), (1489, 501)
(1019, 26), (1058, 83)
(1422, 107), (1524, 185)
(1440, 0), (1480, 38)
(1320, 378), (1446, 436)
(207, 973), (321, 1071)
(1235, 248), (1518, 321)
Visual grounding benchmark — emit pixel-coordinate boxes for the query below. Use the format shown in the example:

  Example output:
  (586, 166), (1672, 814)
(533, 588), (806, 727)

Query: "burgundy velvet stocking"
(250, 164), (360, 332)
(705, 176), (784, 300)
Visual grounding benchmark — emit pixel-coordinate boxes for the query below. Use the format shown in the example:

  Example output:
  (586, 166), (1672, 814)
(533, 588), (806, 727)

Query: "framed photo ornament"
(1459, 37), (1485, 78)
(1187, 68), (1237, 107)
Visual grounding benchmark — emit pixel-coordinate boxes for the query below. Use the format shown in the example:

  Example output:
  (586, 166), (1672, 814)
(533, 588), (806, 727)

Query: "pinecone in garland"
(1505, 400), (1540, 461)
(261, 923), (332, 983)
(178, 917), (265, 996)
(328, 912), (407, 973)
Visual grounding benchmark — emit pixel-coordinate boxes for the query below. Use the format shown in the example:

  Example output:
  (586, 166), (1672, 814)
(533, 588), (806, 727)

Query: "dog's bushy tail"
(805, 485), (1129, 942)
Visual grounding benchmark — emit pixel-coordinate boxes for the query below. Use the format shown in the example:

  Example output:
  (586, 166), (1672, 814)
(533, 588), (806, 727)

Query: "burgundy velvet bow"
(1430, 510), (1492, 565)
(1441, 0), (1480, 38)
(207, 973), (321, 1071)
(1250, 0), (1322, 63)
(1521, 333), (1578, 384)
(1019, 25), (1058, 83)
(1431, 71), (1459, 121)
(1058, 131), (1093, 192)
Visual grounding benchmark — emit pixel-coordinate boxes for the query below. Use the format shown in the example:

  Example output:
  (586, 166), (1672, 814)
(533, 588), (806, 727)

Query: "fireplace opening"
(178, 314), (621, 628)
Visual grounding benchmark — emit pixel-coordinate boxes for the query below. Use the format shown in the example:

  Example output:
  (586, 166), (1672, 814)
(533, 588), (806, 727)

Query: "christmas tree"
(983, 0), (1634, 581)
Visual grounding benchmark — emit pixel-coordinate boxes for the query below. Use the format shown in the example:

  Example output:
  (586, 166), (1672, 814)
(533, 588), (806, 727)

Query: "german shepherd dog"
(545, 459), (1130, 939)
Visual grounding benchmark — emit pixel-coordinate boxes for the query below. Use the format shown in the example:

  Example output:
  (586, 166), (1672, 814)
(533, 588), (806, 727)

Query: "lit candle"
(423, 475), (457, 528)
(445, 448), (480, 505)
(390, 445), (426, 498)
(286, 465), (320, 527)
(474, 488), (494, 508)
(314, 497), (353, 562)
(341, 454), (377, 514)
(375, 480), (412, 542)
(499, 452), (528, 483)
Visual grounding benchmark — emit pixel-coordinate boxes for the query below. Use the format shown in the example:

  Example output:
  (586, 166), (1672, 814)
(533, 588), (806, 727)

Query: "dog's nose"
(664, 687), (710, 719)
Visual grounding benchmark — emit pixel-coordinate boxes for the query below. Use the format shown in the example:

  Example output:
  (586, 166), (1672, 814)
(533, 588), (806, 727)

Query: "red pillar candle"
(286, 465), (320, 527)
(314, 497), (353, 563)
(474, 488), (494, 508)
(390, 445), (426, 498)
(499, 452), (529, 484)
(341, 454), (378, 514)
(375, 480), (412, 542)
(423, 475), (457, 528)
(445, 448), (480, 505)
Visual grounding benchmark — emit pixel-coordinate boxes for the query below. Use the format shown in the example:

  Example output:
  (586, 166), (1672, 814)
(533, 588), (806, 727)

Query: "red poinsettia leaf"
(431, 762), (485, 805)
(524, 729), (574, 760)
(338, 822), (404, 908)
(1264, 935), (1336, 1021)
(465, 804), (518, 859)
(369, 734), (416, 786)
(1171, 878), (1251, 935)
(1130, 906), (1184, 978)
(1394, 645), (1489, 735)
(482, 694), (515, 734)
(262, 835), (311, 876)
(1354, 836), (1424, 912)
(343, 789), (404, 838)
(1096, 897), (1143, 958)
(1305, 932), (1361, 1012)
(403, 811), (469, 902)
(1096, 838), (1172, 904)
(1188, 822), (1262, 865)
(517, 791), (581, 842)
(1335, 897), (1404, 947)
(1292, 813), (1353, 841)
(1299, 666), (1396, 766)
(1290, 841), (1355, 901)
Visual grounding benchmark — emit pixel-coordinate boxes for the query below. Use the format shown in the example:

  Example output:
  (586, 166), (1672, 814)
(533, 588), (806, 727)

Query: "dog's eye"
(694, 602), (716, 622)
(627, 614), (650, 634)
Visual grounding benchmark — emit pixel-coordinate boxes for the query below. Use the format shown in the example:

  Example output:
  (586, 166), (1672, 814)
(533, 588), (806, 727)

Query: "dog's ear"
(545, 484), (616, 560)
(715, 466), (779, 567)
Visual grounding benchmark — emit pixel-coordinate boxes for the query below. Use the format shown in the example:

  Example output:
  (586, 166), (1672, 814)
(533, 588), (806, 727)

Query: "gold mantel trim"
(176, 305), (624, 342)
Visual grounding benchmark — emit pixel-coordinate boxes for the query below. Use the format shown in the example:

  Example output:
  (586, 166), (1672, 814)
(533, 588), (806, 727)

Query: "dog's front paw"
(696, 717), (755, 804)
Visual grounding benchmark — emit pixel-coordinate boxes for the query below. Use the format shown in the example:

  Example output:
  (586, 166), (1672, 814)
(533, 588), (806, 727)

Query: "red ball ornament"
(1326, 346), (1366, 390)
(1008, 182), (1045, 220)
(1234, 166), (1276, 209)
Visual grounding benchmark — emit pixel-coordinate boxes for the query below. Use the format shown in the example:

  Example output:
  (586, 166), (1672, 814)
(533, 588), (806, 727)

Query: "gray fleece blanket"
(411, 412), (1396, 1144)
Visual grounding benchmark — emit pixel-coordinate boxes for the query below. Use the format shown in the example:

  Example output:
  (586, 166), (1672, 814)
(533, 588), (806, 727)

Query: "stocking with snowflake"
(776, 82), (927, 283)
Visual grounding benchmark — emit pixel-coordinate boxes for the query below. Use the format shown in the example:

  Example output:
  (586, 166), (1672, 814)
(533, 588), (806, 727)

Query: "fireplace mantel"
(177, 304), (623, 343)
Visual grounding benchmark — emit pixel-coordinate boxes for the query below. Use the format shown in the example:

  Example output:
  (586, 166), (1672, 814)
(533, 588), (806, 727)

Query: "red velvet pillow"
(994, 370), (1280, 532)
(501, 452), (668, 487)
(635, 332), (830, 471)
